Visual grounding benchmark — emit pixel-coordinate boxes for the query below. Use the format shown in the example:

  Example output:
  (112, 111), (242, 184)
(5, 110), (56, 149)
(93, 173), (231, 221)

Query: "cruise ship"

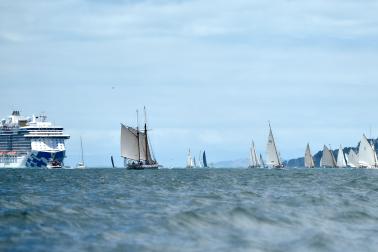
(0, 111), (70, 168)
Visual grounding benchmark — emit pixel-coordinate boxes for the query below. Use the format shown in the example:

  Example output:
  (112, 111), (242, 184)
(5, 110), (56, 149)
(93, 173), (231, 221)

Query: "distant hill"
(213, 158), (249, 168)
(215, 138), (378, 168)
(286, 137), (378, 167)
(286, 147), (357, 167)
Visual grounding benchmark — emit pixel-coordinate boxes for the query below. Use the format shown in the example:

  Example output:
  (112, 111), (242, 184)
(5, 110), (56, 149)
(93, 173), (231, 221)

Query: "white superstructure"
(0, 111), (70, 168)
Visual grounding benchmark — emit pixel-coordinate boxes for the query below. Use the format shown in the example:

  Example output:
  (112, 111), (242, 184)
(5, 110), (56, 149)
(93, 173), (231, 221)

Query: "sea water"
(1, 168), (378, 252)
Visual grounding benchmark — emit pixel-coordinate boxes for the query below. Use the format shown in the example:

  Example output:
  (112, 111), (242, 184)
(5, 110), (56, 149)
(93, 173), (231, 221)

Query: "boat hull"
(26, 151), (66, 168)
(248, 165), (261, 169)
(127, 164), (159, 170)
(0, 151), (66, 168)
(272, 164), (285, 169)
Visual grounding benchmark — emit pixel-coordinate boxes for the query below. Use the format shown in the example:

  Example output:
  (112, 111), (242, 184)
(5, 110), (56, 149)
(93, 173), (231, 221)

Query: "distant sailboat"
(186, 149), (194, 168)
(193, 157), (197, 168)
(111, 155), (115, 168)
(202, 151), (208, 168)
(347, 149), (359, 168)
(249, 141), (261, 168)
(76, 136), (86, 169)
(259, 154), (266, 168)
(266, 122), (284, 168)
(320, 145), (337, 168)
(120, 107), (159, 170)
(304, 143), (315, 168)
(336, 145), (347, 168)
(198, 151), (203, 168)
(358, 134), (378, 168)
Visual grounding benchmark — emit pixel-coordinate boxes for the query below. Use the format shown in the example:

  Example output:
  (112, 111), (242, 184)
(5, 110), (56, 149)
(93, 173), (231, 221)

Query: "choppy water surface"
(1, 168), (378, 252)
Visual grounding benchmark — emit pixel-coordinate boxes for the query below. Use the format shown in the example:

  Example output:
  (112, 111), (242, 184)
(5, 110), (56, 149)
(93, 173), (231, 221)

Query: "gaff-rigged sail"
(121, 124), (140, 161)
(320, 145), (336, 168)
(121, 124), (154, 163)
(358, 134), (378, 168)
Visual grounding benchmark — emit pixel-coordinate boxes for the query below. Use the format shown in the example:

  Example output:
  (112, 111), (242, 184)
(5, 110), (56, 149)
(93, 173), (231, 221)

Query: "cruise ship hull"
(0, 150), (66, 168)
(0, 111), (70, 169)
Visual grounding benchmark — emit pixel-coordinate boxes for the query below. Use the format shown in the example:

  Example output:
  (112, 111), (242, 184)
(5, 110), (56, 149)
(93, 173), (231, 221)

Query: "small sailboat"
(249, 141), (261, 168)
(259, 154), (266, 168)
(266, 122), (284, 168)
(304, 143), (315, 168)
(120, 107), (159, 170)
(320, 145), (337, 168)
(193, 156), (197, 168)
(347, 149), (359, 168)
(202, 151), (208, 168)
(76, 136), (86, 169)
(186, 149), (194, 168)
(111, 155), (115, 168)
(198, 151), (203, 168)
(336, 145), (347, 168)
(358, 134), (378, 168)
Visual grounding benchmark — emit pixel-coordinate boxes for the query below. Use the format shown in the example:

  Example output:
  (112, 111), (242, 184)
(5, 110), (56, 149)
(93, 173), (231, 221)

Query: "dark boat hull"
(126, 164), (159, 170)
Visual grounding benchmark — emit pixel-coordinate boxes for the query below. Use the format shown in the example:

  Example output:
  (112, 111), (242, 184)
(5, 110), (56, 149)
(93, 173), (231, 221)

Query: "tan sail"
(304, 143), (315, 168)
(320, 145), (336, 168)
(121, 124), (140, 161)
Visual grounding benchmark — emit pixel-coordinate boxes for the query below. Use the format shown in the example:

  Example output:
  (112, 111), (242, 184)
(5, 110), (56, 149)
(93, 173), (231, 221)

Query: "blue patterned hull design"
(25, 151), (65, 168)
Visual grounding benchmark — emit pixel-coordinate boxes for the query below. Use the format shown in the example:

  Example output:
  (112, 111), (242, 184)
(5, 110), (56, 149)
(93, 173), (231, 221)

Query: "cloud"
(0, 0), (378, 166)
(1, 0), (377, 46)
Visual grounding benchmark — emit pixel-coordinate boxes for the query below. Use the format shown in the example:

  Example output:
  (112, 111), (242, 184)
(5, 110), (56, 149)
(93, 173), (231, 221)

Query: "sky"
(1, 0), (378, 167)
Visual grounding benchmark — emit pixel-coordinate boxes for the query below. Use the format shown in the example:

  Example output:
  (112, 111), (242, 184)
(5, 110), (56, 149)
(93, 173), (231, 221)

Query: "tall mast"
(80, 136), (84, 164)
(144, 106), (149, 163)
(137, 109), (140, 162)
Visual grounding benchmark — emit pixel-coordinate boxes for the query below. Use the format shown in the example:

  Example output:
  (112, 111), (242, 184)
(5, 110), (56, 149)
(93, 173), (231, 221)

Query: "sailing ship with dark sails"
(120, 107), (159, 170)
(202, 151), (208, 168)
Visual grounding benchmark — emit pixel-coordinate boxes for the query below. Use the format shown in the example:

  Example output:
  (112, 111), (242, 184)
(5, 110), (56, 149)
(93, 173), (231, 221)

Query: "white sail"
(347, 149), (359, 168)
(252, 141), (260, 167)
(304, 143), (315, 168)
(249, 148), (254, 166)
(320, 145), (336, 168)
(336, 145), (347, 168)
(198, 151), (203, 168)
(121, 124), (140, 160)
(358, 134), (378, 168)
(187, 149), (193, 168)
(266, 124), (282, 167)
